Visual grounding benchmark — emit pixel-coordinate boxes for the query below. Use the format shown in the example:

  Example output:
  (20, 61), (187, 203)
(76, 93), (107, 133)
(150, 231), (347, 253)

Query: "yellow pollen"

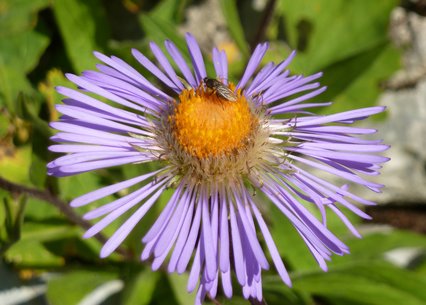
(169, 83), (256, 159)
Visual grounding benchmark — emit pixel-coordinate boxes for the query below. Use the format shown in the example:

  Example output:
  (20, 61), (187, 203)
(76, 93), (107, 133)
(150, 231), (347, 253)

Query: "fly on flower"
(203, 77), (238, 102)
(48, 33), (389, 304)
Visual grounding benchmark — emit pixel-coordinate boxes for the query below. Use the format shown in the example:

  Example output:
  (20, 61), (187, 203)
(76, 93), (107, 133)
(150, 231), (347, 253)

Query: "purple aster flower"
(48, 33), (389, 304)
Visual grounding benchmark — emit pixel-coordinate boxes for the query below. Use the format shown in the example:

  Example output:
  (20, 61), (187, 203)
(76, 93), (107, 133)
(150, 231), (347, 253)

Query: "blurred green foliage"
(0, 0), (425, 305)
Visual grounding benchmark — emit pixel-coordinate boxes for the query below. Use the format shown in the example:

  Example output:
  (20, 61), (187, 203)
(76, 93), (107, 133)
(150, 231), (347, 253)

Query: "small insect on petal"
(203, 77), (237, 102)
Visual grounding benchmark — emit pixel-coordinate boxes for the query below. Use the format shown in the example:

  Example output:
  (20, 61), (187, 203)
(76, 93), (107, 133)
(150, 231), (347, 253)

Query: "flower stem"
(250, 0), (277, 51)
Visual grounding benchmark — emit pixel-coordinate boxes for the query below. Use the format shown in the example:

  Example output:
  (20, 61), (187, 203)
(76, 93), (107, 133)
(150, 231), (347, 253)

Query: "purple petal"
(165, 40), (197, 87)
(293, 170), (373, 219)
(286, 147), (389, 164)
(48, 151), (141, 169)
(66, 74), (149, 113)
(153, 192), (191, 257)
(151, 196), (192, 270)
(247, 50), (296, 95)
(142, 181), (187, 243)
(100, 185), (166, 257)
(269, 86), (328, 114)
(296, 107), (386, 127)
(50, 132), (135, 149)
(51, 155), (149, 175)
(229, 202), (246, 285)
(220, 50), (228, 83)
(212, 48), (223, 81)
(56, 87), (143, 124)
(234, 185), (269, 269)
(84, 178), (168, 239)
(221, 269), (233, 298)
(83, 184), (155, 220)
(49, 144), (130, 153)
(185, 33), (206, 84)
(150, 42), (184, 91)
(51, 110), (149, 136)
(177, 194), (203, 273)
(71, 170), (160, 207)
(237, 43), (269, 89)
(289, 154), (382, 190)
(168, 191), (196, 272)
(329, 204), (361, 237)
(251, 202), (291, 286)
(93, 51), (171, 101)
(299, 142), (389, 152)
(132, 48), (179, 92)
(219, 190), (230, 272)
(201, 189), (218, 281)
(246, 62), (275, 96)
(187, 237), (204, 292)
(81, 71), (162, 111)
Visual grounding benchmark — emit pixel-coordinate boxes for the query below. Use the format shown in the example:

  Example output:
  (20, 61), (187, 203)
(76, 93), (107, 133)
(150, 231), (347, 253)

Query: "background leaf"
(0, 30), (49, 110)
(219, 0), (250, 58)
(168, 273), (196, 305)
(122, 268), (159, 305)
(52, 0), (110, 72)
(292, 262), (426, 305)
(279, 0), (400, 112)
(46, 270), (118, 305)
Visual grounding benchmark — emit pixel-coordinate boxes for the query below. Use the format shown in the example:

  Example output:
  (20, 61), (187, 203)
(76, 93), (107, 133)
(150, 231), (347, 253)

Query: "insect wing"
(216, 85), (237, 102)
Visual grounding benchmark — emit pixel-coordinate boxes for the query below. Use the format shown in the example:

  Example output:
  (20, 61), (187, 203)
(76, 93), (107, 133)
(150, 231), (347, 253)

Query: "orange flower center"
(169, 83), (256, 159)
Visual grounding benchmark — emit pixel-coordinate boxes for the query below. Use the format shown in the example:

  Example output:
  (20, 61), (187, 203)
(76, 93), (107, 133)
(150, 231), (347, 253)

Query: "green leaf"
(46, 270), (118, 305)
(24, 197), (60, 221)
(3, 218), (79, 265)
(329, 229), (426, 267)
(416, 258), (426, 276)
(38, 68), (71, 110)
(16, 93), (51, 139)
(5, 239), (64, 267)
(318, 41), (386, 107)
(20, 220), (79, 242)
(58, 172), (102, 203)
(268, 199), (322, 271)
(0, 112), (8, 139)
(0, 0), (49, 36)
(122, 268), (159, 305)
(0, 194), (26, 254)
(0, 30), (49, 110)
(0, 192), (6, 237)
(0, 145), (32, 184)
(319, 42), (400, 113)
(52, 0), (110, 72)
(139, 13), (187, 53)
(29, 151), (47, 188)
(168, 273), (196, 305)
(279, 0), (400, 113)
(43, 236), (101, 262)
(150, 0), (188, 23)
(263, 275), (312, 305)
(291, 262), (426, 305)
(219, 0), (249, 58)
(0, 28), (46, 77)
(281, 0), (398, 73)
(15, 93), (51, 179)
